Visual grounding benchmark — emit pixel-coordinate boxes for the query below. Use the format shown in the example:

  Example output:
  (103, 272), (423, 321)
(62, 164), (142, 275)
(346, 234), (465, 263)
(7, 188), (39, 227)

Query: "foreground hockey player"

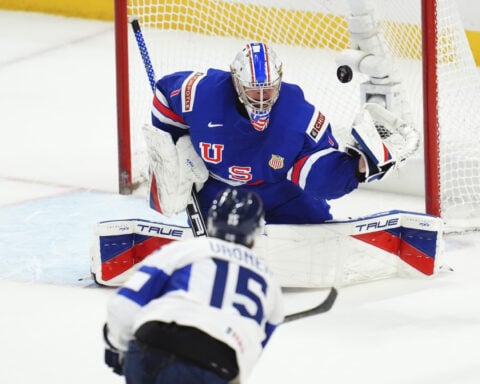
(103, 188), (284, 383)
(145, 41), (418, 223)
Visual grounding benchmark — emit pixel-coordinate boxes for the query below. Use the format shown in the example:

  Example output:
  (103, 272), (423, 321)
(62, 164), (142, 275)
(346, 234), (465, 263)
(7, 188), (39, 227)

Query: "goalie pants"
(199, 178), (333, 224)
(123, 321), (238, 384)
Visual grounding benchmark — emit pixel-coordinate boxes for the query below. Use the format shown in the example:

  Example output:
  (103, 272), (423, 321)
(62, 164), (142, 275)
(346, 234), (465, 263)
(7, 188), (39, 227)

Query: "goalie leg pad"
(92, 212), (443, 288)
(253, 210), (443, 288)
(91, 219), (193, 286)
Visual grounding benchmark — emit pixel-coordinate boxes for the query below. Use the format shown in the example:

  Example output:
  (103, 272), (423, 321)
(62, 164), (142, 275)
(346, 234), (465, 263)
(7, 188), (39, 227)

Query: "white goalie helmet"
(230, 42), (283, 131)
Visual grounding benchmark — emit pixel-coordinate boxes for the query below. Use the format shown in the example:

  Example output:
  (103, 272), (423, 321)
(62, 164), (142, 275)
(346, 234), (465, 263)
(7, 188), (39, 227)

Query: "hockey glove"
(365, 102), (420, 162)
(346, 145), (395, 182)
(345, 104), (397, 182)
(103, 324), (124, 376)
(176, 134), (209, 193)
(143, 124), (208, 216)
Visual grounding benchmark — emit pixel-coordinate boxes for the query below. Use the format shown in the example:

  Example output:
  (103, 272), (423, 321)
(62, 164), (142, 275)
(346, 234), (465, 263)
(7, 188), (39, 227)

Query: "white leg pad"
(90, 219), (193, 286)
(90, 211), (443, 288)
(253, 210), (443, 288)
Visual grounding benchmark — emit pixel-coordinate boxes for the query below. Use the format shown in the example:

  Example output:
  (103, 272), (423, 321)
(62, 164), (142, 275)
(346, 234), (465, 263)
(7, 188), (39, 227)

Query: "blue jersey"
(152, 69), (359, 223)
(106, 237), (284, 382)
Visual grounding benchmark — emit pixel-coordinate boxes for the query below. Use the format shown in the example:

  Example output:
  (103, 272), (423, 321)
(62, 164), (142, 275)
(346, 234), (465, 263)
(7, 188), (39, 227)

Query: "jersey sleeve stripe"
(289, 148), (336, 188)
(118, 265), (169, 306)
(289, 154), (309, 185)
(153, 92), (188, 129)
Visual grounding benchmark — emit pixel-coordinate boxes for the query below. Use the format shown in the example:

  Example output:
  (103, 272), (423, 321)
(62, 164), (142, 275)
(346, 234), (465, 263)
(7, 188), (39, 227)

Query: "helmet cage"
(231, 43), (282, 130)
(233, 76), (281, 114)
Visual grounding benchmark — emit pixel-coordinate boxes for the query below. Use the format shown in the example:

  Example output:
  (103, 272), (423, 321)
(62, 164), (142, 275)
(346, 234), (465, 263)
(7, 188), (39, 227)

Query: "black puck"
(337, 65), (353, 83)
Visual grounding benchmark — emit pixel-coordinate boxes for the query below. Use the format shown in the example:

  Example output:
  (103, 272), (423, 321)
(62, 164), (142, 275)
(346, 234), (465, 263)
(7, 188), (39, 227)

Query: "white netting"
(435, 0), (480, 228)
(120, 0), (480, 229)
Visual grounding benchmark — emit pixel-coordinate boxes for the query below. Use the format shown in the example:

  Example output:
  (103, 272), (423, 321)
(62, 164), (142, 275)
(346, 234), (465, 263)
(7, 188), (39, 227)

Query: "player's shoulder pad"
(177, 69), (231, 113)
(177, 71), (206, 113)
(279, 81), (307, 100)
(157, 70), (216, 113)
(274, 82), (315, 126)
(158, 70), (196, 90)
(276, 83), (336, 146)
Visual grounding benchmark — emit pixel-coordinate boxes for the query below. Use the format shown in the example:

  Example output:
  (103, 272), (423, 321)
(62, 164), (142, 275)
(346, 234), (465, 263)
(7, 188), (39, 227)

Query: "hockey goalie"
(91, 42), (443, 288)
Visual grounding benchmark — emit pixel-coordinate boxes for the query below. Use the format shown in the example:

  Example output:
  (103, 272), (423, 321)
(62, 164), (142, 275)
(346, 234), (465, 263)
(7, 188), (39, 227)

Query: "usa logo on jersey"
(268, 154), (284, 170)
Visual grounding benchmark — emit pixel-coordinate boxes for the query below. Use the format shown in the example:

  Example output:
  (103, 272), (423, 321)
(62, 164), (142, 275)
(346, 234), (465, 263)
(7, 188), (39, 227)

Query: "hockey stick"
(284, 287), (338, 323)
(130, 17), (207, 237)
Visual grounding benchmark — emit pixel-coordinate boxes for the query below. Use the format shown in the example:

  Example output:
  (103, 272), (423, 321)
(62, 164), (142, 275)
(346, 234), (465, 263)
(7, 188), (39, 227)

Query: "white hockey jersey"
(106, 236), (284, 382)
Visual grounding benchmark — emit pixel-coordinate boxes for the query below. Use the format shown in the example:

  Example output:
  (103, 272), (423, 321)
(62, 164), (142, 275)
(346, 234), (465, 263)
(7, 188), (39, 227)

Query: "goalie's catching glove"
(346, 145), (395, 183)
(346, 103), (419, 183)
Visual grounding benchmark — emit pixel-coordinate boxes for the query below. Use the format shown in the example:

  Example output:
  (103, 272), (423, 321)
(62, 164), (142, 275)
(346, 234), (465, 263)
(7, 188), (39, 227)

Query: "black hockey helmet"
(207, 188), (264, 247)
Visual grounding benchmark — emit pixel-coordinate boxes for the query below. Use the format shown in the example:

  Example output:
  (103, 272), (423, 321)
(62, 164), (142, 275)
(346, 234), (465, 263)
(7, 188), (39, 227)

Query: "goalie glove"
(346, 103), (420, 182)
(143, 124), (209, 216)
(365, 102), (420, 163)
(176, 134), (209, 193)
(346, 143), (395, 183)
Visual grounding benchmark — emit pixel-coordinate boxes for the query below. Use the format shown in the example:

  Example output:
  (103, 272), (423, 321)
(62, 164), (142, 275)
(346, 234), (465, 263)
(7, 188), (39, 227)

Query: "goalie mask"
(230, 42), (282, 131)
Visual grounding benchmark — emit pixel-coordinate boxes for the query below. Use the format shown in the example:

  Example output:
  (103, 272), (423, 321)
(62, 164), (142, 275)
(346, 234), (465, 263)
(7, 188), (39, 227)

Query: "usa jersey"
(152, 69), (360, 223)
(106, 237), (284, 382)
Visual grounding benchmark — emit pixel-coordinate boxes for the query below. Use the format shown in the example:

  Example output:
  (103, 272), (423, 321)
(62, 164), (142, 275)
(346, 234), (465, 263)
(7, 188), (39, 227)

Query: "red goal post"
(114, 0), (480, 230)
(422, 0), (441, 219)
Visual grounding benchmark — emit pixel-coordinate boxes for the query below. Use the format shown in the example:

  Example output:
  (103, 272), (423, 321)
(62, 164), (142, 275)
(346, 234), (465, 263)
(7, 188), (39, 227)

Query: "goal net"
(115, 0), (480, 230)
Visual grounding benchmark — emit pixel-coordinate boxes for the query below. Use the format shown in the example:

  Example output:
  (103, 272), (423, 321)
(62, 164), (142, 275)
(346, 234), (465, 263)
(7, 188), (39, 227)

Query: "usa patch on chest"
(268, 154), (284, 170)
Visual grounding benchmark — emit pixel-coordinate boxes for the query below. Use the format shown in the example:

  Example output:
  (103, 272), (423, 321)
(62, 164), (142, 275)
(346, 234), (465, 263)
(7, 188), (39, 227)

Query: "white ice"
(1, 10), (479, 384)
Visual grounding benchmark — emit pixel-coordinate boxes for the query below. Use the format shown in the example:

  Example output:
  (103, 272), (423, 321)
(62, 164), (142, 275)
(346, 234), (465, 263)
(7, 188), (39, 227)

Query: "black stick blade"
(284, 287), (338, 323)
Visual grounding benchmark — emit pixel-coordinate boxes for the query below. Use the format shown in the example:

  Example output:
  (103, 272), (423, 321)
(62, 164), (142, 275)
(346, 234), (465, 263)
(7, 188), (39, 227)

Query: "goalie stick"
(284, 287), (338, 323)
(130, 17), (207, 238)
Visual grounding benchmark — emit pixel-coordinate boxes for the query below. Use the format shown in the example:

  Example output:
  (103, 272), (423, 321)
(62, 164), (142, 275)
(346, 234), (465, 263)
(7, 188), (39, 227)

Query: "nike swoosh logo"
(208, 122), (223, 128)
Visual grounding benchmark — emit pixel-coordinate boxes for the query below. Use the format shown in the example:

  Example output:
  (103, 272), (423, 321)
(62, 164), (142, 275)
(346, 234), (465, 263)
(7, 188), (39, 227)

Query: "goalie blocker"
(91, 210), (443, 287)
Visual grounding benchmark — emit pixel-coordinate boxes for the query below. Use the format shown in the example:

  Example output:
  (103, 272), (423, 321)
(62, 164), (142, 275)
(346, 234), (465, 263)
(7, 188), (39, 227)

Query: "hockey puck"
(337, 65), (353, 83)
